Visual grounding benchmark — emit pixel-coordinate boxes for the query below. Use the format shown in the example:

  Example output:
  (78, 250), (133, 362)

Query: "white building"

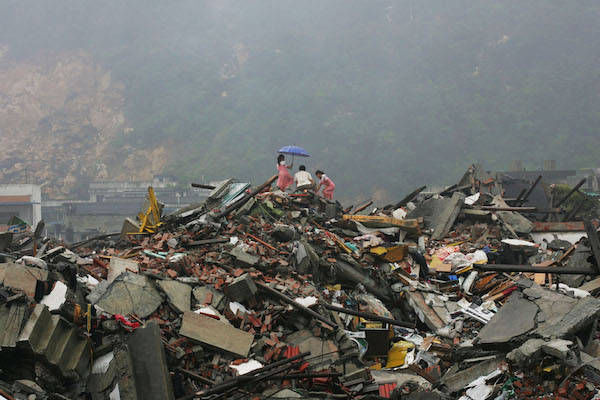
(0, 184), (42, 227)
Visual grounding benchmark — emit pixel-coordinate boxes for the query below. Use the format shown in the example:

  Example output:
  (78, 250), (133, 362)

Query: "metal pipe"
(191, 183), (217, 189)
(555, 178), (587, 208)
(473, 264), (598, 275)
(519, 175), (542, 205)
(352, 200), (373, 215)
(394, 185), (427, 208)
(179, 352), (310, 399)
(321, 303), (414, 328)
(266, 372), (341, 380)
(217, 175), (277, 218)
(257, 282), (337, 328)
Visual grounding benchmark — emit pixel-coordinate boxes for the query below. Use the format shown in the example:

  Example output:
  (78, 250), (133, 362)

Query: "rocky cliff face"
(0, 50), (168, 199)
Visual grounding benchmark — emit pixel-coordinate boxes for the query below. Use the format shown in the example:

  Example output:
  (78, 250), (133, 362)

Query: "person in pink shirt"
(315, 170), (335, 200)
(276, 154), (294, 191)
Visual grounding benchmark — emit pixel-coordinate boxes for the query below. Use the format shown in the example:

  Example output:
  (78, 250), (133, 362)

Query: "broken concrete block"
(286, 329), (339, 367)
(271, 224), (297, 242)
(234, 196), (256, 216)
(534, 295), (600, 339)
(2, 263), (48, 297)
(508, 338), (573, 366)
(431, 192), (465, 240)
(224, 273), (257, 303)
(95, 272), (162, 318)
(121, 218), (141, 238)
(157, 279), (191, 313)
(179, 311), (253, 357)
(229, 245), (259, 266)
(541, 339), (573, 360)
(127, 320), (175, 400)
(405, 291), (446, 332)
(108, 257), (139, 283)
(17, 303), (52, 353)
(0, 302), (27, 347)
(441, 356), (503, 393)
(193, 286), (225, 310)
(88, 346), (139, 399)
(476, 292), (538, 345)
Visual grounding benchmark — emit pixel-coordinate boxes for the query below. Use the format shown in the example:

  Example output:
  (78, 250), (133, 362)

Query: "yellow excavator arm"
(137, 186), (163, 233)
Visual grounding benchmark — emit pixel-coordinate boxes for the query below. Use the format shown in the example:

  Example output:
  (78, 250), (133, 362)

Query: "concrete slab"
(441, 356), (503, 393)
(2, 263), (48, 297)
(431, 192), (465, 240)
(405, 291), (446, 332)
(0, 302), (27, 347)
(192, 286), (225, 310)
(229, 245), (259, 266)
(17, 303), (51, 352)
(507, 339), (573, 366)
(476, 293), (538, 345)
(522, 285), (577, 330)
(108, 257), (139, 283)
(158, 280), (191, 313)
(96, 272), (162, 318)
(535, 296), (600, 339)
(127, 320), (175, 400)
(180, 311), (253, 357)
(224, 273), (257, 303)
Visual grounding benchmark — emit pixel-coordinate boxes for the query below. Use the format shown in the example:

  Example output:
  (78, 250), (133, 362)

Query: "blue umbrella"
(278, 145), (310, 158)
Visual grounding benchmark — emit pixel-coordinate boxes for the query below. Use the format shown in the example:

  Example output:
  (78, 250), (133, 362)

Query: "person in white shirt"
(294, 165), (314, 191)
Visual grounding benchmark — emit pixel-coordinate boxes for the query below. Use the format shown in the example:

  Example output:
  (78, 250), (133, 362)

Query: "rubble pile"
(1, 167), (600, 399)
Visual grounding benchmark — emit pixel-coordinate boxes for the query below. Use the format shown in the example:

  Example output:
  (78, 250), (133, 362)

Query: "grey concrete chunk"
(508, 339), (573, 366)
(507, 339), (546, 365)
(96, 272), (163, 318)
(535, 296), (600, 339)
(229, 245), (259, 266)
(108, 257), (139, 283)
(492, 196), (533, 234)
(431, 192), (465, 240)
(523, 285), (577, 333)
(224, 273), (257, 303)
(179, 311), (253, 357)
(441, 356), (503, 393)
(158, 280), (191, 313)
(17, 303), (51, 352)
(2, 263), (48, 297)
(127, 320), (175, 400)
(193, 286), (225, 310)
(476, 293), (538, 344)
(0, 302), (27, 347)
(88, 346), (139, 399)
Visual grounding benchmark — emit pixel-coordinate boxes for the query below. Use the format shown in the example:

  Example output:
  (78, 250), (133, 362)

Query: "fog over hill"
(1, 1), (599, 202)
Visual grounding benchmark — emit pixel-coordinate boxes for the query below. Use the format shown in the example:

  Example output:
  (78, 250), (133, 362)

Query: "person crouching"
(315, 170), (335, 200)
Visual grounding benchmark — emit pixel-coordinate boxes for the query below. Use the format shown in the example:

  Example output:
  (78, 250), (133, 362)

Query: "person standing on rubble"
(315, 170), (335, 200)
(276, 154), (294, 191)
(294, 165), (314, 191)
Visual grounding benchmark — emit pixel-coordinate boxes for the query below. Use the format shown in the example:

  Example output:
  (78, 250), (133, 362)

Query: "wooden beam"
(394, 185), (427, 208)
(342, 214), (421, 233)
(532, 221), (585, 232)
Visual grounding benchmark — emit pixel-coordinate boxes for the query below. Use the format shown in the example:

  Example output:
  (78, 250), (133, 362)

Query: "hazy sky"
(1, 1), (599, 201)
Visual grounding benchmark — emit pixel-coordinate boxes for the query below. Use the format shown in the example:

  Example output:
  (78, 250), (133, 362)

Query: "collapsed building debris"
(0, 164), (600, 399)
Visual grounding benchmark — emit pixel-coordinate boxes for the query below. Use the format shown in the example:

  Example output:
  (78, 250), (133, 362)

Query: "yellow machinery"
(137, 186), (163, 233)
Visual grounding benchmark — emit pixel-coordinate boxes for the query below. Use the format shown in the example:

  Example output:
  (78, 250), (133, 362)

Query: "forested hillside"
(1, 1), (599, 202)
